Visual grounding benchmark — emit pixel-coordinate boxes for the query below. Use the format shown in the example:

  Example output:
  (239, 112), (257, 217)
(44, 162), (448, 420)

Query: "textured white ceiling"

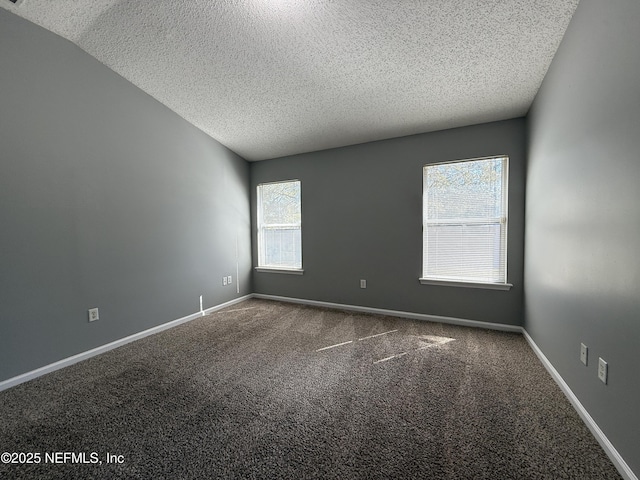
(2, 0), (579, 161)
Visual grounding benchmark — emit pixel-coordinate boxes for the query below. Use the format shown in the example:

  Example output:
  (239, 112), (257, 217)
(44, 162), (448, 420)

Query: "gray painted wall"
(0, 10), (252, 383)
(526, 0), (640, 475)
(251, 119), (526, 326)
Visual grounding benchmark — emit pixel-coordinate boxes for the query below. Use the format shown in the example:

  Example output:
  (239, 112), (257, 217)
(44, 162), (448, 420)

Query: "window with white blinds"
(421, 156), (509, 287)
(257, 180), (302, 270)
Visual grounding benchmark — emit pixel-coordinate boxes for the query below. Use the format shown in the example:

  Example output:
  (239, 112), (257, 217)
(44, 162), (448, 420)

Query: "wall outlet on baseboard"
(88, 308), (99, 322)
(580, 343), (588, 365)
(598, 357), (608, 384)
(223, 276), (227, 286)
(360, 279), (367, 289)
(228, 275), (232, 284)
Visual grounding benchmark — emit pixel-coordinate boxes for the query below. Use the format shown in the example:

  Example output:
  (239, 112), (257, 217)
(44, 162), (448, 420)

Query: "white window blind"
(422, 156), (508, 285)
(257, 180), (302, 269)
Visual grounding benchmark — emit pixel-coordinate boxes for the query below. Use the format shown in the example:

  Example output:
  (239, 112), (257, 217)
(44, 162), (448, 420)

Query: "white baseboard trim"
(0, 294), (252, 393)
(252, 293), (522, 332)
(522, 329), (637, 480)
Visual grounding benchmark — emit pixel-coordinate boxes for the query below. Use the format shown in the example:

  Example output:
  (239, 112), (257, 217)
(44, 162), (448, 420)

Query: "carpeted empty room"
(3, 0), (639, 478)
(0, 299), (621, 479)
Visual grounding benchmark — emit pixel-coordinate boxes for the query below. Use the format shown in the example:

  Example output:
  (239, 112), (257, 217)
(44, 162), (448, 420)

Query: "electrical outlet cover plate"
(360, 279), (366, 288)
(580, 343), (588, 365)
(88, 308), (99, 322)
(223, 277), (227, 286)
(598, 357), (608, 384)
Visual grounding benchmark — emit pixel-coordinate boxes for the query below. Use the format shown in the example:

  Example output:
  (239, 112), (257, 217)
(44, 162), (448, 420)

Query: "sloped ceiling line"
(1, 0), (580, 161)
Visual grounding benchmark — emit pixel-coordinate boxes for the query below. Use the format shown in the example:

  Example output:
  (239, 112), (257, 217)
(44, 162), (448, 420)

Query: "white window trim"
(257, 179), (303, 270)
(419, 278), (512, 290)
(255, 267), (304, 275)
(421, 155), (510, 288)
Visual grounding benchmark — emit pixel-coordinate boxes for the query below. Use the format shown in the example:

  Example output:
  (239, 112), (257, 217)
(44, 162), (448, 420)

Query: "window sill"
(419, 278), (512, 290)
(255, 267), (304, 275)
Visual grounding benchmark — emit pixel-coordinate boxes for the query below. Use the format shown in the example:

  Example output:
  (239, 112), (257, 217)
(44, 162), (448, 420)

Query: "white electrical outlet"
(598, 358), (608, 384)
(223, 276), (227, 286)
(580, 343), (588, 366)
(228, 275), (232, 284)
(88, 308), (99, 322)
(360, 279), (366, 289)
